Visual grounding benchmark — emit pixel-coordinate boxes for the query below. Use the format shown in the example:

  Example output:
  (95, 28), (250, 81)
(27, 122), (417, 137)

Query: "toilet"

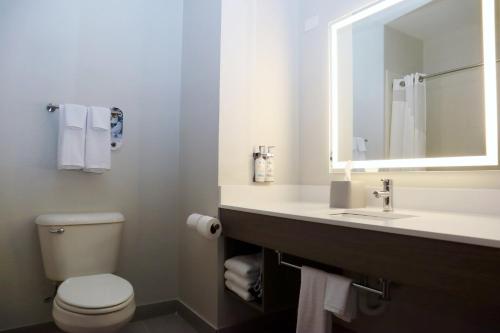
(35, 212), (135, 333)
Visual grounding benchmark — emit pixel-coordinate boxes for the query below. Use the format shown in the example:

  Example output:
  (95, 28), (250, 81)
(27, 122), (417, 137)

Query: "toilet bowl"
(52, 274), (135, 333)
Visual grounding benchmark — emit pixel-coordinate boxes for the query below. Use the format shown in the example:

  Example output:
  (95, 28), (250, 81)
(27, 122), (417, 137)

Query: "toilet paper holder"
(211, 223), (221, 233)
(186, 213), (222, 240)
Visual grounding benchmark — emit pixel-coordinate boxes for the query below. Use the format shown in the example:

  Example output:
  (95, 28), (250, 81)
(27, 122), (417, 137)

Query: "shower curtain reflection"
(389, 73), (427, 159)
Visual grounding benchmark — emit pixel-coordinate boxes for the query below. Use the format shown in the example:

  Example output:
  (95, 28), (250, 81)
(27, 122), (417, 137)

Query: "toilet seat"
(56, 274), (134, 314)
(53, 274), (135, 333)
(53, 297), (135, 333)
(55, 294), (134, 315)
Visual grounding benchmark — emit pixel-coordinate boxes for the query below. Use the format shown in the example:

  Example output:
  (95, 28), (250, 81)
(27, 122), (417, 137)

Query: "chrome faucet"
(373, 179), (393, 212)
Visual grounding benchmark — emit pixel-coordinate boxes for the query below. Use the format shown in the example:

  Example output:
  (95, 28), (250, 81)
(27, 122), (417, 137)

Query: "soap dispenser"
(254, 146), (266, 183)
(265, 146), (275, 182)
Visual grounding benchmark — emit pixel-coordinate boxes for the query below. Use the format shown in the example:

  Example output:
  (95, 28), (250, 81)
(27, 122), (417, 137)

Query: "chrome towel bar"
(276, 251), (391, 300)
(46, 103), (123, 117)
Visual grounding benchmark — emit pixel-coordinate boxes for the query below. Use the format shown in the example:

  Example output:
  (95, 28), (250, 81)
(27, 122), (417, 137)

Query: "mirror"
(330, 0), (498, 171)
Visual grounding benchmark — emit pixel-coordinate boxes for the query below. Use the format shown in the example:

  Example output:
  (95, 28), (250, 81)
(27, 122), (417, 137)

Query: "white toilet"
(35, 212), (135, 333)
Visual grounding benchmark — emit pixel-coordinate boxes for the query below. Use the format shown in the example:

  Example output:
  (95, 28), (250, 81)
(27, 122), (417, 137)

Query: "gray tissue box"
(330, 180), (366, 209)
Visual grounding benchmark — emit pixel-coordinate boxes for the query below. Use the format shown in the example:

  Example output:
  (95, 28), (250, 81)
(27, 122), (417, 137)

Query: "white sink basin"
(330, 209), (415, 221)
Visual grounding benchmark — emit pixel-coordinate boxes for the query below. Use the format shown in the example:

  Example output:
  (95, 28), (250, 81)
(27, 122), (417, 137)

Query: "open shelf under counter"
(223, 238), (300, 314)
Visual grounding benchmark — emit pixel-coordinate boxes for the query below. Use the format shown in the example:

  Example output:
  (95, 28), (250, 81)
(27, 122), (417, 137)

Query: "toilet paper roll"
(187, 213), (203, 229)
(196, 216), (222, 240)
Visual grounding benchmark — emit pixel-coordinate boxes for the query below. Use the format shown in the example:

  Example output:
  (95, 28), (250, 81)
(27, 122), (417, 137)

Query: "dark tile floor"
(18, 314), (199, 333)
(122, 314), (199, 333)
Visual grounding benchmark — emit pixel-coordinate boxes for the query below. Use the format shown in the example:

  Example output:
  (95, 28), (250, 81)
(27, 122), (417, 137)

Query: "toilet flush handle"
(49, 227), (65, 234)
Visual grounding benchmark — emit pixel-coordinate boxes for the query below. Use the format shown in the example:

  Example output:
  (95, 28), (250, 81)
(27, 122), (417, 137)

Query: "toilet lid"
(57, 274), (134, 309)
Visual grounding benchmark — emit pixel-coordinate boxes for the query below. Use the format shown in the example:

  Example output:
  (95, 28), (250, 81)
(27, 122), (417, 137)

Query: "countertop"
(219, 200), (500, 249)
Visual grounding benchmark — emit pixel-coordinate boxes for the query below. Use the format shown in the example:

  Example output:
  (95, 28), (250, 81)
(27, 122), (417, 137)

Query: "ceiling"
(386, 0), (481, 41)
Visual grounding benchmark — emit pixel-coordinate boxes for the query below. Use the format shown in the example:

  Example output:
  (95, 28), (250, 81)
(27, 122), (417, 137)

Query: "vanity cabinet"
(220, 208), (500, 332)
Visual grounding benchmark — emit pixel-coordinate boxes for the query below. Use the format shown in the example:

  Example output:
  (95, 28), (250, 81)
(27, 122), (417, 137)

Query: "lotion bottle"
(265, 146), (275, 182)
(254, 146), (266, 183)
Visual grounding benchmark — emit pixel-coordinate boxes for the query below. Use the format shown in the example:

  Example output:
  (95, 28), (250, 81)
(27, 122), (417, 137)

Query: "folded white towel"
(225, 280), (254, 302)
(64, 104), (87, 128)
(225, 269), (260, 286)
(324, 273), (357, 322)
(296, 266), (331, 333)
(224, 270), (258, 290)
(90, 105), (111, 130)
(224, 254), (261, 278)
(57, 104), (87, 170)
(84, 106), (111, 173)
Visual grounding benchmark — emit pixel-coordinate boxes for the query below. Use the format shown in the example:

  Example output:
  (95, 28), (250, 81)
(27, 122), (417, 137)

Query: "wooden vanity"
(219, 207), (500, 333)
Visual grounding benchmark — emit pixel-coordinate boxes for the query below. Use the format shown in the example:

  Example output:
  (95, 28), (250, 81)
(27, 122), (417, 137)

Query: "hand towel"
(355, 137), (367, 152)
(225, 280), (254, 302)
(57, 104), (87, 170)
(224, 253), (262, 278)
(352, 136), (367, 161)
(324, 274), (357, 322)
(84, 106), (111, 173)
(296, 266), (331, 333)
(224, 270), (258, 290)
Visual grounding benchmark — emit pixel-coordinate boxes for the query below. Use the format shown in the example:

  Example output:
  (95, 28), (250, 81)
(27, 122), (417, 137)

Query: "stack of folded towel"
(224, 253), (262, 303)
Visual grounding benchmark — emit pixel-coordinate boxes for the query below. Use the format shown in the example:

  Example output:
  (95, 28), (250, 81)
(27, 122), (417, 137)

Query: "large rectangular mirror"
(330, 0), (498, 171)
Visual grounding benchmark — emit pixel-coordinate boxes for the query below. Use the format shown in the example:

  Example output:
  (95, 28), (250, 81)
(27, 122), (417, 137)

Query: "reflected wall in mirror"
(331, 0), (498, 171)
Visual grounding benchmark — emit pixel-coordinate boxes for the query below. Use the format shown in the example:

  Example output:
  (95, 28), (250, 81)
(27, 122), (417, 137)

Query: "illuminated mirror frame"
(330, 0), (498, 171)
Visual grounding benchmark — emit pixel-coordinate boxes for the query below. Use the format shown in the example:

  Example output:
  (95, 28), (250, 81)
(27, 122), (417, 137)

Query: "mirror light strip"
(482, 0), (498, 165)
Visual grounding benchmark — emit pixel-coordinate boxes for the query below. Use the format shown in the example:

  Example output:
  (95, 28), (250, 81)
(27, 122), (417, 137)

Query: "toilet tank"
(35, 212), (125, 281)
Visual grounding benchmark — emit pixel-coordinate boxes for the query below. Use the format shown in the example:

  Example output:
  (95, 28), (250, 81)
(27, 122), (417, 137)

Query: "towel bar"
(276, 251), (391, 300)
(46, 103), (123, 117)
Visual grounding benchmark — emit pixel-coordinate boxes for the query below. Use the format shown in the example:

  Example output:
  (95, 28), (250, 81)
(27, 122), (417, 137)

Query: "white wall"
(424, 23), (486, 157)
(178, 0), (221, 327)
(299, 0), (366, 181)
(219, 0), (301, 185)
(384, 26), (423, 76)
(0, 0), (183, 329)
(180, 2), (267, 328)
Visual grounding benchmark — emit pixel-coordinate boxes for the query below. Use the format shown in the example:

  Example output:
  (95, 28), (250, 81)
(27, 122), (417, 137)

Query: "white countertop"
(219, 185), (500, 249)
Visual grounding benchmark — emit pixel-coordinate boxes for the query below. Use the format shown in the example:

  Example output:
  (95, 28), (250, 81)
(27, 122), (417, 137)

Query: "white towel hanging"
(84, 106), (111, 173)
(324, 273), (357, 322)
(57, 104), (87, 170)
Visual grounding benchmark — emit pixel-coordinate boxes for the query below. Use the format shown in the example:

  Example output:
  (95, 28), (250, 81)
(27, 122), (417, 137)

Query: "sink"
(330, 210), (415, 221)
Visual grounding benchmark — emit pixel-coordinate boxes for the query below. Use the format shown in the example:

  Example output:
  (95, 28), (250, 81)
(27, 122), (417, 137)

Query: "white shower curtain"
(389, 73), (426, 159)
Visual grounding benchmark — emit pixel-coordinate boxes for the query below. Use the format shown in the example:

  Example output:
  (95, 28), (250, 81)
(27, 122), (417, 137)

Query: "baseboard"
(176, 300), (217, 333)
(0, 322), (59, 333)
(133, 299), (178, 321)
